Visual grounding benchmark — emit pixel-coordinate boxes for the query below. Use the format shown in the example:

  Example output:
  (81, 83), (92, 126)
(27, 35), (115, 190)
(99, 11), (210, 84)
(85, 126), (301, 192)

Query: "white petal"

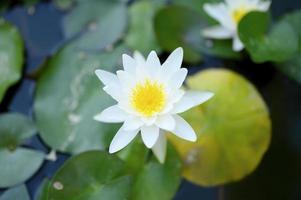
(203, 3), (234, 30)
(172, 115), (197, 142)
(122, 54), (136, 74)
(116, 70), (135, 90)
(141, 116), (157, 126)
(168, 68), (188, 90)
(161, 47), (183, 75)
(233, 35), (244, 51)
(151, 131), (167, 163)
(155, 115), (175, 131)
(95, 69), (119, 86)
(146, 51), (161, 77)
(103, 85), (121, 101)
(94, 105), (127, 123)
(133, 51), (145, 64)
(202, 26), (233, 39)
(123, 116), (144, 131)
(257, 1), (271, 11)
(109, 126), (139, 153)
(172, 91), (214, 114)
(141, 125), (160, 148)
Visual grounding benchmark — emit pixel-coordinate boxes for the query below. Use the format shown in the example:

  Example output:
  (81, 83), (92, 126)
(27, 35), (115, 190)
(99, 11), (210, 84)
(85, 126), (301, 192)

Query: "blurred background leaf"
(169, 69), (271, 186)
(0, 19), (23, 104)
(239, 11), (298, 63)
(0, 185), (30, 200)
(0, 113), (44, 188)
(34, 43), (128, 154)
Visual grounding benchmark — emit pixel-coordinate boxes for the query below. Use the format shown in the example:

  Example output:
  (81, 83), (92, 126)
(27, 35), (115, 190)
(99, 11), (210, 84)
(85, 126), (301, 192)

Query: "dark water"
(1, 0), (301, 199)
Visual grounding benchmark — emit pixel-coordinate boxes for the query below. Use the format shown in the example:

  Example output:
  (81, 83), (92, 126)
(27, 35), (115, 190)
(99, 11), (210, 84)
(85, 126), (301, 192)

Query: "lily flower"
(94, 48), (214, 163)
(203, 0), (271, 51)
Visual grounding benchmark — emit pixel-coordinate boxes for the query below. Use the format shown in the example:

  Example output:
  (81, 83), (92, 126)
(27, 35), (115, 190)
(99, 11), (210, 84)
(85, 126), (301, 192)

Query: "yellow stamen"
(131, 79), (166, 117)
(232, 7), (248, 23)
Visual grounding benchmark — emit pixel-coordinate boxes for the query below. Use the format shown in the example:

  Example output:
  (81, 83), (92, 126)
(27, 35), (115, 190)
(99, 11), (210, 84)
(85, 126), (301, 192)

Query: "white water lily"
(203, 0), (271, 51)
(94, 48), (214, 163)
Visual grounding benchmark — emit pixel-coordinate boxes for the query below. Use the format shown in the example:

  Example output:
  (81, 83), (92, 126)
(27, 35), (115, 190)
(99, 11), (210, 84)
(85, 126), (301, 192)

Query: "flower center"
(232, 7), (248, 23)
(131, 79), (166, 117)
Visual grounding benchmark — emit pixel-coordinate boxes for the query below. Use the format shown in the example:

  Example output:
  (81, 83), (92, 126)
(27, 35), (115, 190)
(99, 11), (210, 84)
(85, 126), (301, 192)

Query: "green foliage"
(34, 43), (127, 154)
(239, 11), (298, 63)
(125, 0), (162, 55)
(48, 151), (132, 200)
(0, 185), (30, 200)
(0, 19), (23, 103)
(63, 0), (128, 50)
(169, 69), (271, 186)
(0, 113), (44, 188)
(276, 10), (301, 84)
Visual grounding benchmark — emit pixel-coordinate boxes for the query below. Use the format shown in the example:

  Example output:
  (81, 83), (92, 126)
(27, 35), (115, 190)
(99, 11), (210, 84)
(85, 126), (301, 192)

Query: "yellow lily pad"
(168, 69), (271, 186)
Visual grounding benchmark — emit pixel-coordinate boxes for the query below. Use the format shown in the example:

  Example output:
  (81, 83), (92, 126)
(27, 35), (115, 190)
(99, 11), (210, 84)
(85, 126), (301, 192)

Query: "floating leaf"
(0, 148), (44, 188)
(0, 19), (23, 103)
(0, 113), (44, 188)
(130, 144), (182, 200)
(48, 151), (133, 200)
(169, 69), (271, 186)
(34, 44), (127, 154)
(154, 6), (239, 63)
(63, 0), (127, 50)
(0, 113), (36, 149)
(0, 185), (30, 200)
(238, 11), (298, 63)
(125, 0), (163, 55)
(34, 179), (50, 200)
(276, 11), (301, 84)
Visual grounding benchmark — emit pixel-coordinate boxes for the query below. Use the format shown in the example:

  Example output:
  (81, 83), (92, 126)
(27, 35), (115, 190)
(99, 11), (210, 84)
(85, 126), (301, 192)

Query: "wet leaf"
(0, 19), (23, 103)
(238, 11), (298, 63)
(34, 44), (127, 154)
(0, 185), (30, 200)
(169, 69), (271, 186)
(34, 179), (50, 200)
(48, 151), (133, 200)
(63, 0), (127, 50)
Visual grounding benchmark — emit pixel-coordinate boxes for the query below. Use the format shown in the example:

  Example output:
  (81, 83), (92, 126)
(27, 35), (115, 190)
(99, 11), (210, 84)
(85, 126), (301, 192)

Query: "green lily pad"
(0, 113), (36, 150)
(125, 0), (163, 55)
(53, 0), (75, 10)
(0, 185), (30, 200)
(0, 113), (44, 188)
(63, 0), (127, 50)
(0, 19), (24, 103)
(48, 151), (133, 200)
(169, 69), (271, 186)
(154, 6), (239, 63)
(130, 144), (182, 200)
(276, 11), (301, 84)
(34, 44), (127, 154)
(238, 11), (298, 63)
(34, 179), (50, 200)
(0, 148), (44, 188)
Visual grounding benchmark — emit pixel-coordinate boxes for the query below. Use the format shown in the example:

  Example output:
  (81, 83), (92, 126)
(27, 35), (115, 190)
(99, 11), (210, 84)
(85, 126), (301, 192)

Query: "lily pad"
(48, 151), (133, 200)
(34, 44), (127, 154)
(0, 113), (44, 188)
(34, 179), (50, 200)
(276, 11), (301, 84)
(0, 185), (30, 200)
(130, 144), (182, 200)
(125, 0), (163, 55)
(168, 69), (271, 186)
(0, 113), (36, 149)
(63, 0), (127, 50)
(238, 11), (298, 63)
(154, 6), (239, 63)
(0, 19), (24, 103)
(54, 0), (75, 10)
